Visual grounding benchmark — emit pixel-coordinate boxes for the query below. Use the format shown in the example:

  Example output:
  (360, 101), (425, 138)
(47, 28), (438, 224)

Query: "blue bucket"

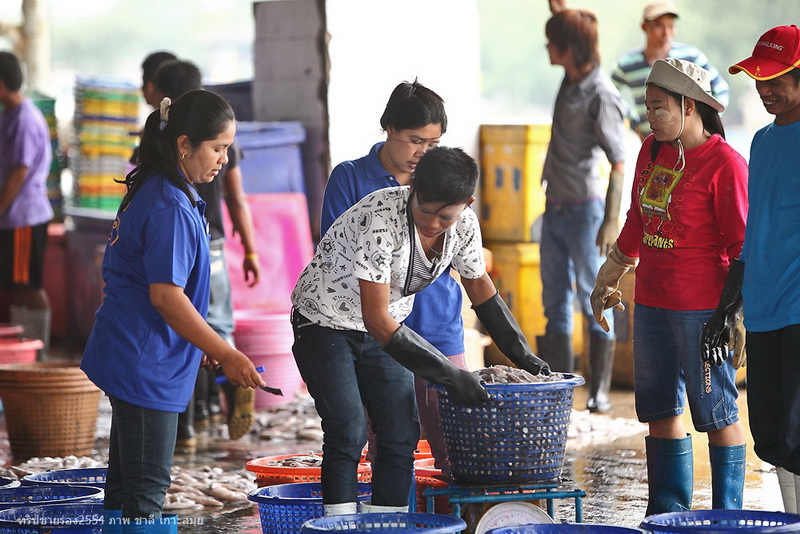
(0, 502), (103, 533)
(0, 485), (103, 511)
(300, 512), (467, 533)
(248, 481), (372, 534)
(435, 374), (585, 484)
(21, 468), (106, 489)
(640, 510), (800, 534)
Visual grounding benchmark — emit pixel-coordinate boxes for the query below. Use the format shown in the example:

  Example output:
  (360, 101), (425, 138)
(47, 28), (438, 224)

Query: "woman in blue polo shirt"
(81, 90), (265, 533)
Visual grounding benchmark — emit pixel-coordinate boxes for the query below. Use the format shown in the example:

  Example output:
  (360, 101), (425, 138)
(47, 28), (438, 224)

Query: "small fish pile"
(164, 465), (254, 510)
(0, 455), (105, 480)
(251, 392), (323, 442)
(267, 452), (323, 468)
(0, 456), (256, 511)
(476, 364), (566, 384)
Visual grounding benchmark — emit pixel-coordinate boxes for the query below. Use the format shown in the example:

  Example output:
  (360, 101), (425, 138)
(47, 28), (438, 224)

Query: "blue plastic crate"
(0, 502), (103, 533)
(249, 481), (371, 534)
(488, 525), (646, 534)
(300, 512), (466, 533)
(0, 485), (102, 510)
(640, 510), (800, 534)
(21, 469), (106, 489)
(435, 374), (585, 485)
(235, 121), (306, 194)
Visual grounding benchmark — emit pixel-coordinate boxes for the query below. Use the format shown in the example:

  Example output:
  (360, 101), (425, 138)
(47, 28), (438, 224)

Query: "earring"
(181, 153), (186, 159)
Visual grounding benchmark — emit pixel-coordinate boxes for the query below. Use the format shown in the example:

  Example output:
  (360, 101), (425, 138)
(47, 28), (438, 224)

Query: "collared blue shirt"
(81, 173), (211, 412)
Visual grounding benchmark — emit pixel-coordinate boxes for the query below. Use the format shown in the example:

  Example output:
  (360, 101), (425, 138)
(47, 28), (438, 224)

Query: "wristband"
(245, 253), (259, 261)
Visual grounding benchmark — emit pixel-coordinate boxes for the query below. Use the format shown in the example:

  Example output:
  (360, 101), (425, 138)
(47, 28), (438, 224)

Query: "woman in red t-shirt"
(591, 58), (748, 513)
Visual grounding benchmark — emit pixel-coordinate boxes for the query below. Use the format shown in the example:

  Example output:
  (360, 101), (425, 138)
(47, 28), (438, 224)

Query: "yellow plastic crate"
(484, 241), (584, 365)
(479, 124), (550, 243)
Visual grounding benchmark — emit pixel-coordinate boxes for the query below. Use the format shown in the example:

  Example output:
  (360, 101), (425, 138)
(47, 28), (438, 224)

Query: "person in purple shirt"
(321, 80), (466, 474)
(0, 51), (54, 358)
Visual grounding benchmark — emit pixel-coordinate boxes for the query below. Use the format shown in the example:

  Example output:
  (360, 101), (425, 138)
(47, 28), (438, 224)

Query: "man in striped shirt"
(611, 1), (729, 140)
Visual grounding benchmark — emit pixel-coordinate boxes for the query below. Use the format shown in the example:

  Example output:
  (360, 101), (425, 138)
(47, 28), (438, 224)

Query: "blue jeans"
(747, 325), (800, 473)
(291, 311), (419, 506)
(633, 304), (739, 431)
(540, 198), (613, 338)
(207, 239), (235, 345)
(105, 396), (178, 520)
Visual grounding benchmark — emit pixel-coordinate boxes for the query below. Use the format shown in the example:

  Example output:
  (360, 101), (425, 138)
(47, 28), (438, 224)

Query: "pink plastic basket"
(0, 338), (43, 365)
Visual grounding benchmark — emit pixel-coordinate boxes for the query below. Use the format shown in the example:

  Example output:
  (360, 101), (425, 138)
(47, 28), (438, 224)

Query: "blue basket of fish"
(640, 510), (800, 534)
(249, 482), (372, 534)
(435, 370), (585, 485)
(300, 512), (467, 533)
(0, 485), (103, 510)
(21, 468), (106, 489)
(0, 502), (103, 533)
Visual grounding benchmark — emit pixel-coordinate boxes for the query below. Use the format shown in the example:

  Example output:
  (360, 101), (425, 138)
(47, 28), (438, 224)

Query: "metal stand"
(423, 481), (586, 522)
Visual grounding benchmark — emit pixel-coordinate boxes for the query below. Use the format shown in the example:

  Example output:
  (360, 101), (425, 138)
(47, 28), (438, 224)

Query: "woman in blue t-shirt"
(81, 90), (265, 533)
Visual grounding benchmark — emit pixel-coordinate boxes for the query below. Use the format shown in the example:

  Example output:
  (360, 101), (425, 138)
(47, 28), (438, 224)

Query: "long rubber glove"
(384, 325), (489, 405)
(472, 292), (550, 375)
(591, 242), (638, 332)
(701, 259), (745, 367)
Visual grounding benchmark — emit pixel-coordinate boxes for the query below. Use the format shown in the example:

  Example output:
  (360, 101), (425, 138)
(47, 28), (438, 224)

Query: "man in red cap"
(703, 25), (800, 513)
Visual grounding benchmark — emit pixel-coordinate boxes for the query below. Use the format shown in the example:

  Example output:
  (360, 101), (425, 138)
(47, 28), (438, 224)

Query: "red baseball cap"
(729, 25), (800, 80)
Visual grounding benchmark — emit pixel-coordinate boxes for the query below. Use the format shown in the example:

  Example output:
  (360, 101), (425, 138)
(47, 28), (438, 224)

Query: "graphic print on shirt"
(638, 162), (683, 249)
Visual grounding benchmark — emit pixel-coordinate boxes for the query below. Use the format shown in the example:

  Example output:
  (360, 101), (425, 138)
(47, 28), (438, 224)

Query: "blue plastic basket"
(248, 482), (372, 534)
(0, 502), (103, 533)
(487, 525), (647, 534)
(435, 374), (585, 484)
(640, 510), (800, 534)
(21, 468), (106, 489)
(0, 485), (103, 510)
(300, 512), (466, 533)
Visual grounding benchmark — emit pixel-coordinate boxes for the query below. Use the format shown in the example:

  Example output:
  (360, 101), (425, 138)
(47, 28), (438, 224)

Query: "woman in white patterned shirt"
(291, 146), (549, 515)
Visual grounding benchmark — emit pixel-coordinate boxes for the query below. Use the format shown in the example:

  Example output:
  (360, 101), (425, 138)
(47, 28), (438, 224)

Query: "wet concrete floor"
(0, 344), (784, 531)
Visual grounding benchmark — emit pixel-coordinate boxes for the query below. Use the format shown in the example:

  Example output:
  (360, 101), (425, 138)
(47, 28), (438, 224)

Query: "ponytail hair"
(119, 89), (234, 209)
(380, 78), (447, 134)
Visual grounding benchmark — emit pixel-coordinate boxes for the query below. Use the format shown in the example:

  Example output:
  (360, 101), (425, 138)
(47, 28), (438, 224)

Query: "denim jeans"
(104, 396), (178, 520)
(207, 239), (235, 345)
(540, 198), (613, 339)
(633, 304), (739, 431)
(747, 325), (800, 473)
(291, 311), (419, 506)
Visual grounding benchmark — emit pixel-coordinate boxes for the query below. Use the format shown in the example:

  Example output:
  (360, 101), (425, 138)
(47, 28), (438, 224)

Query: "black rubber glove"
(701, 259), (745, 366)
(472, 292), (551, 375)
(384, 325), (490, 405)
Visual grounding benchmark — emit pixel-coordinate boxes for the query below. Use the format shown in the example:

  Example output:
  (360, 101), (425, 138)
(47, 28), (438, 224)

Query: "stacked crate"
(70, 76), (140, 211)
(479, 124), (584, 364)
(30, 92), (63, 221)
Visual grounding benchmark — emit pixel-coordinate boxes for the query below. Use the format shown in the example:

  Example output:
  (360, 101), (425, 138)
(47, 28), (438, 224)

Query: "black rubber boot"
(587, 334), (614, 413)
(206, 369), (223, 423)
(193, 368), (210, 426)
(537, 333), (573, 374)
(175, 394), (197, 453)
